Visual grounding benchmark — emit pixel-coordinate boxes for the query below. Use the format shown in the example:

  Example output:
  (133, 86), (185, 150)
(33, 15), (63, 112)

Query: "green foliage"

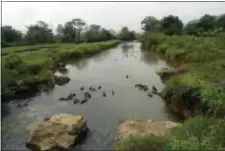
(82, 25), (115, 42)
(141, 33), (225, 117)
(1, 26), (23, 47)
(184, 14), (225, 36)
(160, 15), (183, 35)
(25, 21), (54, 44)
(119, 26), (135, 41)
(1, 40), (120, 99)
(141, 13), (225, 37)
(167, 117), (225, 150)
(197, 14), (217, 32)
(141, 16), (160, 32)
(56, 21), (76, 42)
(115, 117), (225, 150)
(217, 14), (225, 31)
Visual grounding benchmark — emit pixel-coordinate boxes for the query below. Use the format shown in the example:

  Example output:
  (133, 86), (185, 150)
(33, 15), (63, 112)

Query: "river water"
(2, 42), (176, 150)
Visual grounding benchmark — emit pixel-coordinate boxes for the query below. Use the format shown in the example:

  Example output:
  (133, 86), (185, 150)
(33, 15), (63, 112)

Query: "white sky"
(2, 2), (225, 33)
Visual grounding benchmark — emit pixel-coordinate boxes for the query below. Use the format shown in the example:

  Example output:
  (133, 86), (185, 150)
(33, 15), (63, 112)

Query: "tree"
(100, 28), (114, 41)
(56, 24), (64, 37)
(184, 20), (200, 36)
(1, 26), (23, 46)
(119, 26), (135, 41)
(82, 24), (114, 42)
(25, 21), (54, 44)
(197, 14), (217, 32)
(160, 15), (183, 35)
(71, 18), (86, 43)
(56, 21), (76, 42)
(141, 16), (160, 32)
(217, 14), (225, 31)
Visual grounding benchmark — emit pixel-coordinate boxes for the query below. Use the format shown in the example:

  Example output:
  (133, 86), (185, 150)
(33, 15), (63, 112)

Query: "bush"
(167, 117), (225, 150)
(115, 117), (225, 150)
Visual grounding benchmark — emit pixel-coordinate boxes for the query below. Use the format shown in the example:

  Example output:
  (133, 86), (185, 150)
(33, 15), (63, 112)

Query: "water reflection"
(121, 42), (134, 57)
(91, 48), (113, 63)
(140, 51), (159, 65)
(69, 58), (89, 70)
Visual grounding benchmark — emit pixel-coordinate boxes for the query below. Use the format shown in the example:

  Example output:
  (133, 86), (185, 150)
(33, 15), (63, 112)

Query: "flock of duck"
(58, 85), (115, 104)
(57, 74), (159, 105)
(17, 46), (159, 107)
(134, 83), (159, 97)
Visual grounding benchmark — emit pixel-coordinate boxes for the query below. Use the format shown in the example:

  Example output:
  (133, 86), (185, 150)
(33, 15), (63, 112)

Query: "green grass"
(1, 40), (120, 99)
(166, 116), (225, 150)
(141, 33), (225, 117)
(1, 43), (59, 56)
(115, 117), (225, 150)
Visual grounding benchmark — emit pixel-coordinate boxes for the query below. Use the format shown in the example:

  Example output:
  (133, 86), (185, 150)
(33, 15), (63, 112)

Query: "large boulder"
(117, 119), (181, 138)
(26, 113), (88, 151)
(115, 119), (181, 150)
(54, 75), (70, 86)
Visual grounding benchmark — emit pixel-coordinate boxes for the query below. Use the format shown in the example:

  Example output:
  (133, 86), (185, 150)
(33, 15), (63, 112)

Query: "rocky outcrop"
(117, 119), (181, 139)
(54, 75), (70, 86)
(115, 119), (181, 150)
(26, 113), (88, 151)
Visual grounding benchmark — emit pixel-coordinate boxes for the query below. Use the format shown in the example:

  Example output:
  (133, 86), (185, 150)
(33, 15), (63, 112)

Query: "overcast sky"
(2, 2), (225, 33)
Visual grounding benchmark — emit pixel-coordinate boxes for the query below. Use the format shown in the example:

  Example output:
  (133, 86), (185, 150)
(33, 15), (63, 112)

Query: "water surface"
(2, 42), (175, 150)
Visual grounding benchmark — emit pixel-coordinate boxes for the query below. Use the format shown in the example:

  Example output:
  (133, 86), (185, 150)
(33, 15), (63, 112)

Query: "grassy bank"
(116, 116), (225, 150)
(142, 33), (225, 118)
(1, 40), (120, 100)
(115, 33), (225, 150)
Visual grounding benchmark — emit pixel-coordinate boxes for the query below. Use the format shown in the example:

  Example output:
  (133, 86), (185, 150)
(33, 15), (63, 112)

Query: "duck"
(148, 92), (153, 97)
(103, 92), (106, 97)
(68, 93), (76, 99)
(135, 84), (141, 88)
(98, 86), (102, 90)
(73, 98), (79, 104)
(84, 92), (91, 98)
(59, 97), (66, 101)
(152, 85), (158, 93)
(67, 95), (73, 100)
(80, 87), (84, 91)
(89, 86), (93, 91)
(92, 88), (96, 92)
(143, 85), (149, 91)
(126, 75), (129, 78)
(80, 99), (88, 104)
(112, 89), (115, 95)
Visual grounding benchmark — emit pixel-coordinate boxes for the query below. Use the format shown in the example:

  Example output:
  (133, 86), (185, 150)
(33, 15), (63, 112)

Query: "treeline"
(1, 19), (136, 48)
(141, 13), (225, 36)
